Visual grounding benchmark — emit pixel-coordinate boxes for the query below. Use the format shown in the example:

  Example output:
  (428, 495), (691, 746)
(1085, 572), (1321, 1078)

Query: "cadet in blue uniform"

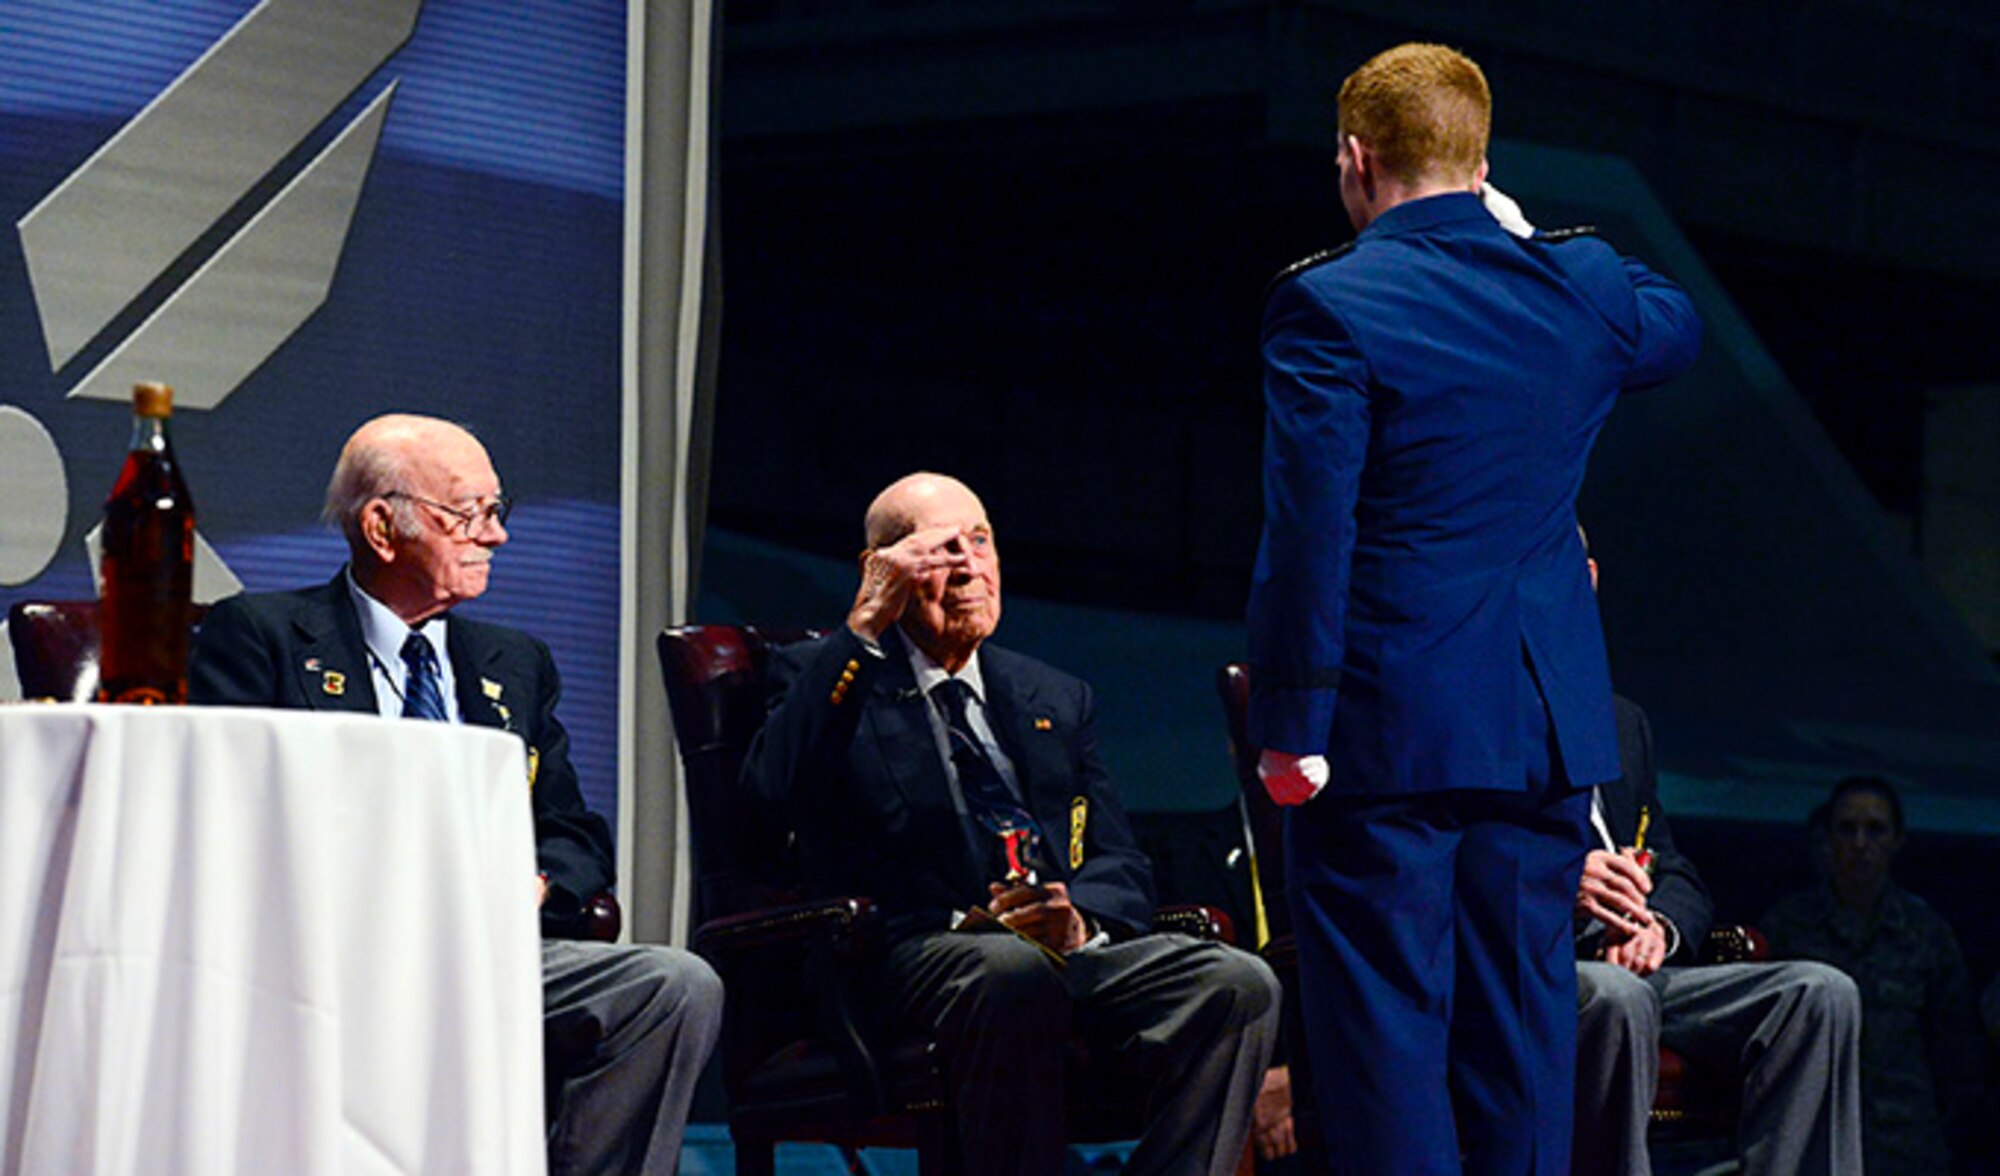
(1245, 43), (1702, 1174)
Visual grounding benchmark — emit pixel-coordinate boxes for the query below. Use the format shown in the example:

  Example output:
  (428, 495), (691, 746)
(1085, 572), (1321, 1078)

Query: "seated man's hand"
(1253, 1064), (1298, 1161)
(847, 524), (973, 641)
(1575, 847), (1652, 931)
(1258, 750), (1328, 806)
(1600, 916), (1669, 977)
(990, 879), (1088, 954)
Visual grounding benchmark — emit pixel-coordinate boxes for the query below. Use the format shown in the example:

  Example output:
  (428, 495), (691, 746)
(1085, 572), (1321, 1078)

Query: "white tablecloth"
(1, 706), (546, 1174)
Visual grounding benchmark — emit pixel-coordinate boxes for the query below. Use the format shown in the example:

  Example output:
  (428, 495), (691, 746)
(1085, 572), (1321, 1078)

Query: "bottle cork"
(133, 382), (174, 419)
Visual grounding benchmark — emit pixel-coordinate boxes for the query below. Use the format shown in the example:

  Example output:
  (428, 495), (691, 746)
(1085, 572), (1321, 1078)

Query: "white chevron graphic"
(17, 0), (423, 384)
(66, 83), (398, 409)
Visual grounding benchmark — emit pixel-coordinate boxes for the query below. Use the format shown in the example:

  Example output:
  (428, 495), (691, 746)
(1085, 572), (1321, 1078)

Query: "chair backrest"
(1216, 661), (1292, 944)
(7, 599), (209, 703)
(656, 624), (823, 924)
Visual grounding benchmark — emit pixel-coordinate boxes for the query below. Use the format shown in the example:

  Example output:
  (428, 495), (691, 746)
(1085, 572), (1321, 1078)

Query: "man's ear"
(362, 501), (398, 562)
(1473, 156), (1490, 191)
(1347, 135), (1378, 199)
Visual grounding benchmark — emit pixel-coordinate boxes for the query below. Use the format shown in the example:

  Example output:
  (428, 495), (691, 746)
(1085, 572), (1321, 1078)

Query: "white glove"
(1258, 750), (1330, 806)
(1480, 181), (1535, 238)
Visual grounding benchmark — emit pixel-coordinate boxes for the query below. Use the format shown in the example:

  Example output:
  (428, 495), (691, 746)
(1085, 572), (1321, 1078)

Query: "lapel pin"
(1034, 716), (1053, 730)
(482, 677), (504, 700)
(304, 657), (322, 672)
(322, 671), (346, 697)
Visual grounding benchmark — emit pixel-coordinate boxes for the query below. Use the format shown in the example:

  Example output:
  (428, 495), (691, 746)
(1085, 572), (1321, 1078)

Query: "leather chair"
(1215, 663), (1759, 1167)
(8, 598), (207, 702)
(658, 623), (1233, 1176)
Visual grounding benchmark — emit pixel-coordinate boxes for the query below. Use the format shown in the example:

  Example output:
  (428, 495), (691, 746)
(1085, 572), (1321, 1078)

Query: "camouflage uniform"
(1761, 883), (1984, 1175)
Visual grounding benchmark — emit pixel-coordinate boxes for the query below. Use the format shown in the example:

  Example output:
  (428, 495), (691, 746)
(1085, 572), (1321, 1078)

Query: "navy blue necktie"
(930, 678), (1042, 857)
(400, 631), (449, 722)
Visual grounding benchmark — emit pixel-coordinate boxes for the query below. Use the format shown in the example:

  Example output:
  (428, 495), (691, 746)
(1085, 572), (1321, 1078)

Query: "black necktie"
(930, 678), (1042, 857)
(400, 631), (449, 722)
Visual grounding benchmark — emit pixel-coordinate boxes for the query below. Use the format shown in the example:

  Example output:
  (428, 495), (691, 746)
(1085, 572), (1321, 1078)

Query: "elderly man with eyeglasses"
(191, 413), (722, 1175)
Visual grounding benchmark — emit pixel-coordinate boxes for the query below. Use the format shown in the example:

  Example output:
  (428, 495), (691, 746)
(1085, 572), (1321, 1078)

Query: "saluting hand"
(1480, 180), (1536, 238)
(847, 525), (972, 641)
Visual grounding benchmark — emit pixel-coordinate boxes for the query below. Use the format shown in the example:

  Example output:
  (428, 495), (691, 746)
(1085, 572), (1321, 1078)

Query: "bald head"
(865, 472), (985, 549)
(327, 413), (508, 624)
(327, 415), (478, 541)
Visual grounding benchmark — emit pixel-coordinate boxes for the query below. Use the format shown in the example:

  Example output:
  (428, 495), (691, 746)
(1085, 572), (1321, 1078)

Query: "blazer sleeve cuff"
(1247, 684), (1337, 755)
(1655, 912), (1683, 962)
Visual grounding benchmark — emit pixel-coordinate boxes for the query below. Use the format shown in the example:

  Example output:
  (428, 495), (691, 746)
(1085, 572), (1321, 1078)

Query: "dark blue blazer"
(1247, 192), (1701, 795)
(742, 627), (1156, 941)
(188, 574), (615, 934)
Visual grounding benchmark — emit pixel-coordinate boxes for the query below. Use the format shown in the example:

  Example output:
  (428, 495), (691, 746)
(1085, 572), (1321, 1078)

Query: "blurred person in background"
(1761, 775), (1984, 1175)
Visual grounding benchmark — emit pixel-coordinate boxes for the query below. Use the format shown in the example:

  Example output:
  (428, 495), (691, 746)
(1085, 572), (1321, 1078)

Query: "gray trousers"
(884, 930), (1281, 1176)
(1572, 959), (1861, 1176)
(542, 939), (724, 1176)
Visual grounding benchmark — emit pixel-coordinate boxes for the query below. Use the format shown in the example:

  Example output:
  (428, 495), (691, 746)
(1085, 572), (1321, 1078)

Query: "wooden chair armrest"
(695, 896), (894, 1118)
(575, 891), (622, 942)
(693, 896), (881, 962)
(1698, 924), (1768, 964)
(543, 890), (623, 942)
(1153, 903), (1235, 946)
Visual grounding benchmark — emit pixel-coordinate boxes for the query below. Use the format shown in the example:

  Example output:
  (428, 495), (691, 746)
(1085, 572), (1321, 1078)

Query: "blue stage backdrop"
(1, 0), (628, 824)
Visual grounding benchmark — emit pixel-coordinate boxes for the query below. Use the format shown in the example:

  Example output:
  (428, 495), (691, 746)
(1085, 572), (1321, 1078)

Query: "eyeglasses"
(383, 490), (512, 536)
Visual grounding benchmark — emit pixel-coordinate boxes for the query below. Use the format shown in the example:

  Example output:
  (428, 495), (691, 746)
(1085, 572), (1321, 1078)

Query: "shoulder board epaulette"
(1265, 242), (1356, 299)
(1530, 225), (1600, 245)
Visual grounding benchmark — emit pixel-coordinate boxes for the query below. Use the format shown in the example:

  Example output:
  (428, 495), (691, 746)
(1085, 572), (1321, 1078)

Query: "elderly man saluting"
(743, 471), (1279, 1176)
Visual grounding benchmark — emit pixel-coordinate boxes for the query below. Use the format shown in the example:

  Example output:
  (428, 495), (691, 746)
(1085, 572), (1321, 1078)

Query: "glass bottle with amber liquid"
(97, 381), (195, 704)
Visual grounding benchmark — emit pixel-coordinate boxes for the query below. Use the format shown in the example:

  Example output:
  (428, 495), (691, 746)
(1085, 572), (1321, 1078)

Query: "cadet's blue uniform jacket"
(1247, 192), (1701, 795)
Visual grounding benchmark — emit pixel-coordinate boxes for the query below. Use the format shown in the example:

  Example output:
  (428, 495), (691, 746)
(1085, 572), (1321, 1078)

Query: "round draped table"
(1, 705), (546, 1174)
